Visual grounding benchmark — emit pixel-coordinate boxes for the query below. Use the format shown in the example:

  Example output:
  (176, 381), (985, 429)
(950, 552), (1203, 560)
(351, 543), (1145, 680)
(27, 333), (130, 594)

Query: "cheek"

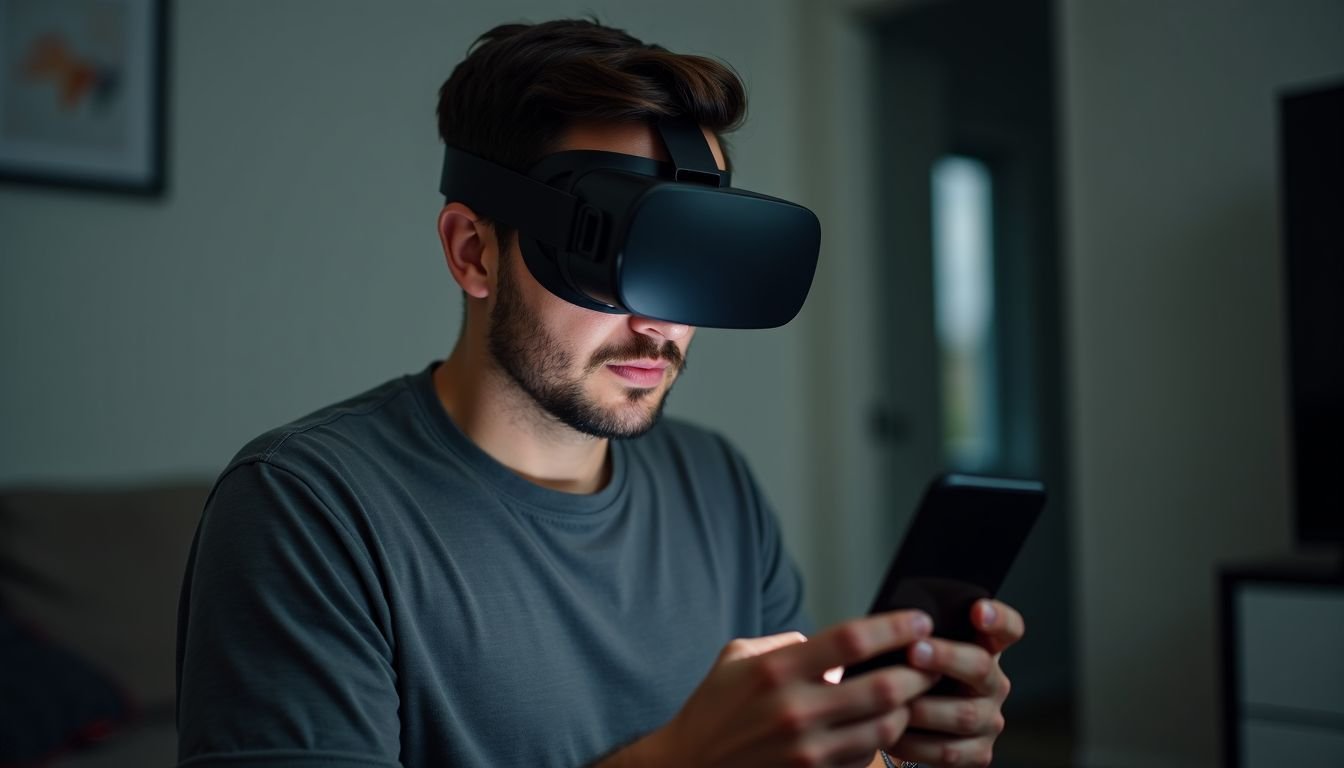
(674, 329), (696, 358)
(527, 285), (626, 356)
(518, 270), (591, 330)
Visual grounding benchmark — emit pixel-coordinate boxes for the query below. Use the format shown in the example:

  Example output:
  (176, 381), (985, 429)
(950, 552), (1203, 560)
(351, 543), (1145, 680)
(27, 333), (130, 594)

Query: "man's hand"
(885, 599), (1026, 768)
(604, 611), (940, 768)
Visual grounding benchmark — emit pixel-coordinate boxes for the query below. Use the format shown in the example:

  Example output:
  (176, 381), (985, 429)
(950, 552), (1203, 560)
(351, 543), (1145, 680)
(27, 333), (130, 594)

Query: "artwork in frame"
(0, 0), (167, 196)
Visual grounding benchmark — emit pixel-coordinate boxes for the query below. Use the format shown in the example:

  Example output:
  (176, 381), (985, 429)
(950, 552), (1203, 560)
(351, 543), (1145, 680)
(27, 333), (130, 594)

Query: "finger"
(890, 731), (995, 768)
(719, 632), (809, 663)
(785, 611), (933, 679)
(818, 666), (940, 726)
(905, 638), (1006, 699)
(972, 599), (1024, 655)
(907, 695), (1005, 738)
(809, 705), (914, 768)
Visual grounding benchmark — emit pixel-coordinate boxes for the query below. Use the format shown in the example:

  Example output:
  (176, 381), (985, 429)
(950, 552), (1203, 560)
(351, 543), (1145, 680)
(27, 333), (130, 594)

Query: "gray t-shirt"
(176, 363), (811, 768)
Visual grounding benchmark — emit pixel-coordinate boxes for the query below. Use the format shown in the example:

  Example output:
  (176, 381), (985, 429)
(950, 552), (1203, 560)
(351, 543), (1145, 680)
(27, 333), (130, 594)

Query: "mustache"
(586, 335), (686, 373)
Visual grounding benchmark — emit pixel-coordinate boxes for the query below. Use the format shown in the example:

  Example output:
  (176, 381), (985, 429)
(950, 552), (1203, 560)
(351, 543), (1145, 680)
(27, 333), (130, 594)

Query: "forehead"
(557, 120), (728, 171)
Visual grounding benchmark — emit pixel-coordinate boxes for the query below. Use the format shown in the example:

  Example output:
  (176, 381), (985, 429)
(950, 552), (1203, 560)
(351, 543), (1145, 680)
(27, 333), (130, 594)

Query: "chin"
(588, 393), (669, 438)
(610, 402), (664, 430)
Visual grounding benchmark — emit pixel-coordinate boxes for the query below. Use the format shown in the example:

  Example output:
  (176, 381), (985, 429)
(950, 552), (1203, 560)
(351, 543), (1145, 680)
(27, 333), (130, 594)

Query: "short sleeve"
(175, 461), (401, 768)
(718, 440), (814, 638)
(756, 492), (814, 637)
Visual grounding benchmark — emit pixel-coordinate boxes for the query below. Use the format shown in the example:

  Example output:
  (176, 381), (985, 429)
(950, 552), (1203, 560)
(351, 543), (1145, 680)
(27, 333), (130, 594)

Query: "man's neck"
(432, 343), (611, 495)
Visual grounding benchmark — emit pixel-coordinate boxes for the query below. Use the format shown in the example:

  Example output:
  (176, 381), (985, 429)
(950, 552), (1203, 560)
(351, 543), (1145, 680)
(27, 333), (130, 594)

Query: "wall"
(1060, 1), (1344, 765)
(0, 0), (819, 600)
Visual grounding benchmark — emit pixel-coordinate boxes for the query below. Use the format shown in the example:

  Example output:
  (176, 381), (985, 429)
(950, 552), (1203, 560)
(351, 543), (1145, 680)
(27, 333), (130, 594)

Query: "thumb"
(719, 631), (808, 663)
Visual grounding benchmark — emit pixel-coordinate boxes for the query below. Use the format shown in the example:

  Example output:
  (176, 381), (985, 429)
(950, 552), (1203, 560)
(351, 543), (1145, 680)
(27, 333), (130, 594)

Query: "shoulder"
(199, 372), (436, 555)
(220, 372), (423, 485)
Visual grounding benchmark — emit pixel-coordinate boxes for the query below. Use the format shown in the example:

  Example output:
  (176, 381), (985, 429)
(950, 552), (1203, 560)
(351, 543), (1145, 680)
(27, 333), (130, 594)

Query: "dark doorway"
(869, 0), (1073, 764)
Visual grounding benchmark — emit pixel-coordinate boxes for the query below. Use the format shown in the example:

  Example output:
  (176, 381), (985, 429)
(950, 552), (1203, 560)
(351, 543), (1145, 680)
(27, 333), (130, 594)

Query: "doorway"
(870, 0), (1073, 764)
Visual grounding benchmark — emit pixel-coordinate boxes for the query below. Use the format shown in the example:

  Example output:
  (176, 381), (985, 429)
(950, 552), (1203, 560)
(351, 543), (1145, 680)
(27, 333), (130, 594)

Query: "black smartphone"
(844, 473), (1045, 680)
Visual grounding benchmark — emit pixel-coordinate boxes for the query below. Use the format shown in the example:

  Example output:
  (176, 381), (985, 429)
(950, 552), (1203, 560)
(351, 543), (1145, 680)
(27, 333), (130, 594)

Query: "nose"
(628, 314), (691, 342)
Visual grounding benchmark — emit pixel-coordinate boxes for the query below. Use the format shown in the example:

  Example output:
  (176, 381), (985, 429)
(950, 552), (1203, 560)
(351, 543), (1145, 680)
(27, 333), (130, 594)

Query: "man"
(176, 19), (1022, 768)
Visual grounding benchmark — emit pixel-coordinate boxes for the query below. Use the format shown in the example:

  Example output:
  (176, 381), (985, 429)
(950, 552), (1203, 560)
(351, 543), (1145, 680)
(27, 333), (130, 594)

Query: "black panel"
(1280, 81), (1344, 544)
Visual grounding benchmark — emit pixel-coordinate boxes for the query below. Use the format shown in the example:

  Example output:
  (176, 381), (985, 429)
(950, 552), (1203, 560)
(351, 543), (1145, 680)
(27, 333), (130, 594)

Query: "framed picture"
(0, 0), (167, 195)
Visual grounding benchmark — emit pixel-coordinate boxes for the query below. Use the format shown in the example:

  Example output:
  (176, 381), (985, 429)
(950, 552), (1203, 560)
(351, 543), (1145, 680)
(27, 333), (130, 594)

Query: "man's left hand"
(886, 598), (1025, 768)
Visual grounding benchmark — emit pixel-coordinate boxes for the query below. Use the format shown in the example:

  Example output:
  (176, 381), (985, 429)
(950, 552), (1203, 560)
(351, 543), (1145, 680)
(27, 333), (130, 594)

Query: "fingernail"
(981, 601), (997, 627)
(911, 612), (933, 636)
(911, 640), (934, 665)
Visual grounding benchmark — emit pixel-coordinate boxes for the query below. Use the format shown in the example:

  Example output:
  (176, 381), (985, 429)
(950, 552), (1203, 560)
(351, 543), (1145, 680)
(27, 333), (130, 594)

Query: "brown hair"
(436, 19), (747, 248)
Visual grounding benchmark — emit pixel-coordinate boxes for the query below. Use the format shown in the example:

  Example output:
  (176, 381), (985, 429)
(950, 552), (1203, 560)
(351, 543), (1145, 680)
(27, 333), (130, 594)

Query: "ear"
(438, 202), (492, 299)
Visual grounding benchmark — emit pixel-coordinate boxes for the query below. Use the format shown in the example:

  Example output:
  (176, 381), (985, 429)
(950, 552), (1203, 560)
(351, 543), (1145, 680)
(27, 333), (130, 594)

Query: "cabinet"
(1220, 565), (1344, 768)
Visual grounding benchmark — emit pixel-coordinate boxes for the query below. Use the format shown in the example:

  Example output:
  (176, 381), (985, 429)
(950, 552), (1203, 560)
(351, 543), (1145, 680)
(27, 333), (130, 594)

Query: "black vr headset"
(438, 116), (820, 329)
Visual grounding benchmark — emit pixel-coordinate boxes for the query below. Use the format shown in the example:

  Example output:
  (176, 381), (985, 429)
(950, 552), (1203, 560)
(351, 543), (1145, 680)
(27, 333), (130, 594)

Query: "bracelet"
(879, 750), (919, 768)
(876, 753), (919, 768)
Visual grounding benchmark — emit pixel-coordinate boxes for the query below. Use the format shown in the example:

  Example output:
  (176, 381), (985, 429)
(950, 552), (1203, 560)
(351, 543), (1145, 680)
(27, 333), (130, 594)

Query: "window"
(931, 155), (999, 471)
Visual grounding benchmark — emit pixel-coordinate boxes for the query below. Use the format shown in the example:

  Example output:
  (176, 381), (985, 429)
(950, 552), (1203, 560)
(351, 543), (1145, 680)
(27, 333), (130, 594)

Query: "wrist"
(590, 722), (679, 768)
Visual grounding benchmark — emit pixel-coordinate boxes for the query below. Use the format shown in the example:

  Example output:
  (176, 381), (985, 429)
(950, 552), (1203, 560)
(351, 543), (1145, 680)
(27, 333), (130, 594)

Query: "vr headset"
(438, 116), (820, 329)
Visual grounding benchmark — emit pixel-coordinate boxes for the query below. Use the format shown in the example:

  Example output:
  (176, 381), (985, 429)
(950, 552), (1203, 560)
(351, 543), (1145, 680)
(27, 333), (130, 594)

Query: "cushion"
(0, 607), (131, 766)
(0, 484), (209, 708)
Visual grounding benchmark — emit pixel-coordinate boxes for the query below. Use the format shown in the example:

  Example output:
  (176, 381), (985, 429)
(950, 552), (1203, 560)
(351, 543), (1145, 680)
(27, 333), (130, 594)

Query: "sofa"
(0, 483), (210, 768)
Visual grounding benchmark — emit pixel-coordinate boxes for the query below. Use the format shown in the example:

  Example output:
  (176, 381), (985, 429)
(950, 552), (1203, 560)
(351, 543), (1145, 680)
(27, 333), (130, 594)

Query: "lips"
(605, 360), (669, 388)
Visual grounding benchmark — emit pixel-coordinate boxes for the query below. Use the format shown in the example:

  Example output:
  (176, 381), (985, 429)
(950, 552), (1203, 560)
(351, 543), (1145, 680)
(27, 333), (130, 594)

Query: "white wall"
(1060, 1), (1344, 765)
(0, 0), (818, 595)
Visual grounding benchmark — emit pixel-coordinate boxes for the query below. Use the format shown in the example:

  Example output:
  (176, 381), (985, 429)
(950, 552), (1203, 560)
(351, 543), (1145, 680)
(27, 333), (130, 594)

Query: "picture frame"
(0, 0), (168, 196)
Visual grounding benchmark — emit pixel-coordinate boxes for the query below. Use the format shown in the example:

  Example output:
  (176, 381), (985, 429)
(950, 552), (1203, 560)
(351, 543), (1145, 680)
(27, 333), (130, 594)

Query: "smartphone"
(843, 473), (1045, 680)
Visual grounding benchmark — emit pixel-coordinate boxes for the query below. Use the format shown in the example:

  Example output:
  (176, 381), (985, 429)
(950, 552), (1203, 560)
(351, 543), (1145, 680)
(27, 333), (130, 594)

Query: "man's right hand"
(606, 610), (939, 768)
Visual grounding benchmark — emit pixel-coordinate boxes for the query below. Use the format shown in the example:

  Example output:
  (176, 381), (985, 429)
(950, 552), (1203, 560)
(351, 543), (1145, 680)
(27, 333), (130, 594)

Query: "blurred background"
(1, 1), (1341, 766)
